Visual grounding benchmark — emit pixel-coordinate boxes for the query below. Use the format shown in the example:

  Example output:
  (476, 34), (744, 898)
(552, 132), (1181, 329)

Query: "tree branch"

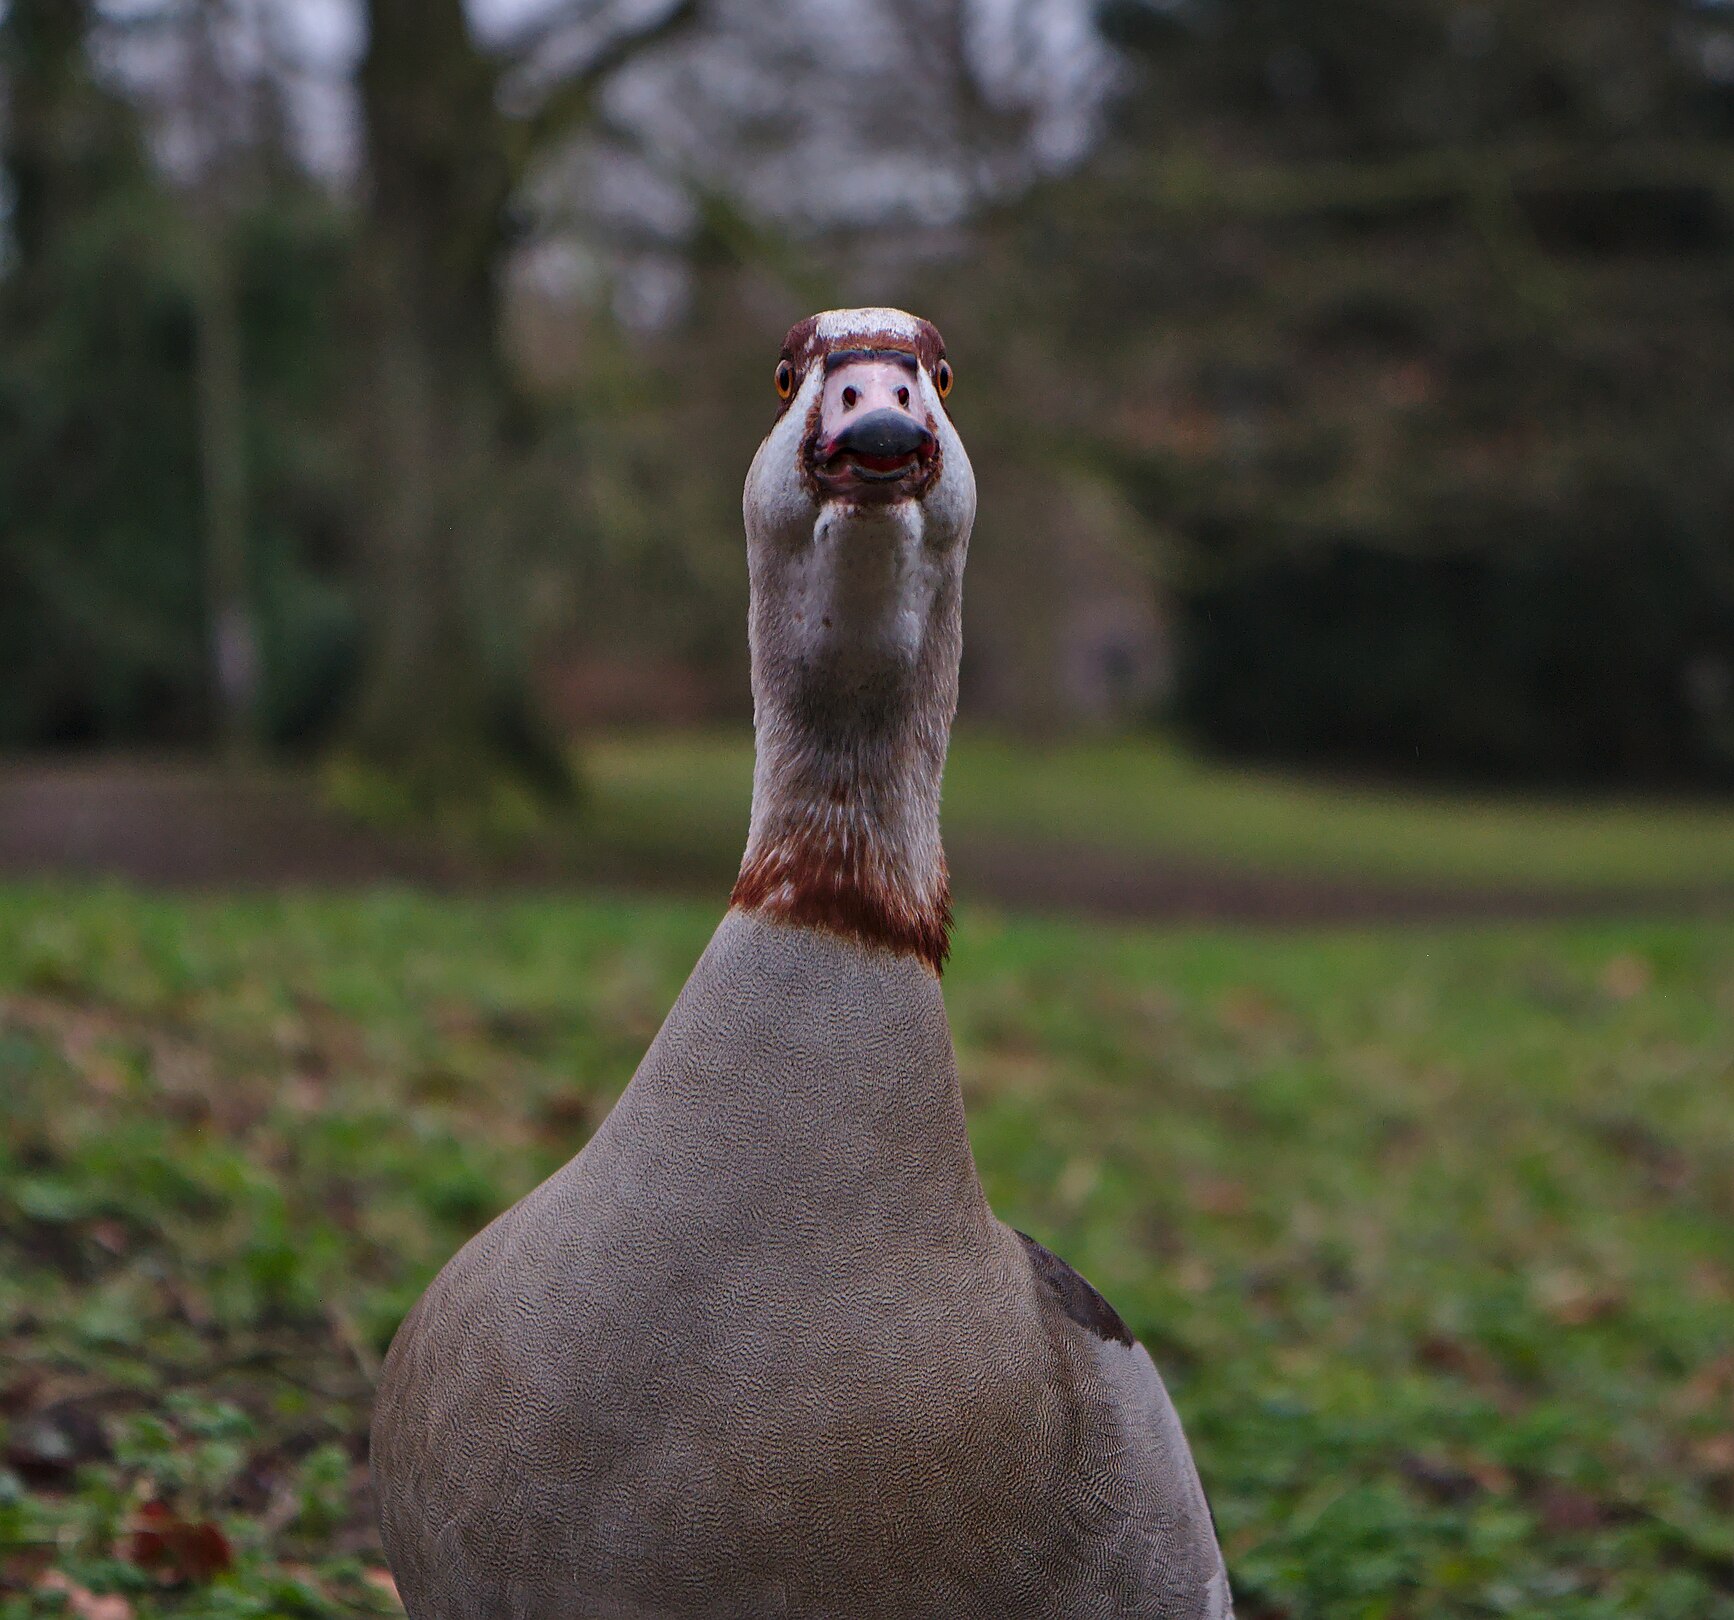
(1121, 141), (1734, 220)
(499, 0), (701, 163)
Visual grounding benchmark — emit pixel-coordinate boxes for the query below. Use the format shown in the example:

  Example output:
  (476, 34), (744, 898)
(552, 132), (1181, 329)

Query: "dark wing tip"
(1015, 1229), (1134, 1348)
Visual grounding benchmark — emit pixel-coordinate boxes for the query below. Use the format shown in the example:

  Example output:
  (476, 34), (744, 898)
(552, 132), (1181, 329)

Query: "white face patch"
(743, 361), (827, 551)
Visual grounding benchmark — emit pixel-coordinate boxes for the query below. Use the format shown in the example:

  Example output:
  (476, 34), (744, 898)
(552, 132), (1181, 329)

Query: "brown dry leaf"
(285, 1074), (328, 1114)
(1463, 1455), (1515, 1495)
(1532, 1268), (1625, 1327)
(1535, 1482), (1612, 1535)
(1187, 1176), (1250, 1217)
(1175, 1256), (1214, 1295)
(4, 1547), (53, 1589)
(88, 1220), (130, 1256)
(1216, 987), (1283, 1038)
(160, 1277), (214, 1330)
(123, 1502), (234, 1586)
(536, 1092), (594, 1139)
(0, 1370), (45, 1417)
(1398, 1453), (1484, 1504)
(36, 1570), (133, 1620)
(1599, 953), (1653, 1002)
(1681, 1354), (1734, 1414)
(1692, 1433), (1734, 1476)
(1416, 1333), (1476, 1375)
(1414, 1332), (1508, 1390)
(1688, 1262), (1733, 1303)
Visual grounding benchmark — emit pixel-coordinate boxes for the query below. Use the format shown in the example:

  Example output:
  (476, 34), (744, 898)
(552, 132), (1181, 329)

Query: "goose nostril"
(842, 386), (858, 410)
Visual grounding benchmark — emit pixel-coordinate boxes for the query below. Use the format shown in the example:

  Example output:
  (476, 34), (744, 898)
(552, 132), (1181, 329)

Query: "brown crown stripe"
(731, 838), (952, 975)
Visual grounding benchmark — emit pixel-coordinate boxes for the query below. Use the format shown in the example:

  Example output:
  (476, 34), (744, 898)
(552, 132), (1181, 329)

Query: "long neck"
(731, 573), (960, 975)
(607, 909), (988, 1231)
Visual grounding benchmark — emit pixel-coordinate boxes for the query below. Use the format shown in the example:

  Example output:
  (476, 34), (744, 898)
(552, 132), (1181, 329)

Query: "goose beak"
(813, 355), (937, 498)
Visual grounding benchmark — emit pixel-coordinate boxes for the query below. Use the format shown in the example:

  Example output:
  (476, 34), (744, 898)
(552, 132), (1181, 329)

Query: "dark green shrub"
(0, 194), (358, 750)
(1177, 482), (1734, 787)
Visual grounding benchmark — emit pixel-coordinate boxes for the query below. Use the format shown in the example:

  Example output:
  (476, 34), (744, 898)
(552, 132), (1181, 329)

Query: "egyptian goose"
(372, 308), (1233, 1618)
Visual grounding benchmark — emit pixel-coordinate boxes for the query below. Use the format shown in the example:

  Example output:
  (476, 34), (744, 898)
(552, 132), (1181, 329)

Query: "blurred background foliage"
(3, 0), (1732, 800)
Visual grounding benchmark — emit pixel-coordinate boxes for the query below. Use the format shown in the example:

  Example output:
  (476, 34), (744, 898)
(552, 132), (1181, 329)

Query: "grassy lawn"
(2, 883), (1733, 1618)
(584, 728), (1734, 893)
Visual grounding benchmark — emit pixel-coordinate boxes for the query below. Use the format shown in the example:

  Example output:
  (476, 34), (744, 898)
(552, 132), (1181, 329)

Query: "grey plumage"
(372, 309), (1233, 1618)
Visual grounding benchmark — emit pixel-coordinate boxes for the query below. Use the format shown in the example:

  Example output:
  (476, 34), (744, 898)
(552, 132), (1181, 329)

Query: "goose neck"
(732, 665), (954, 975)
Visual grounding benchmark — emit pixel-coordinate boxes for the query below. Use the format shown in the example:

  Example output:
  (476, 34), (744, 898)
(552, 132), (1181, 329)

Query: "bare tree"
(340, 0), (705, 808)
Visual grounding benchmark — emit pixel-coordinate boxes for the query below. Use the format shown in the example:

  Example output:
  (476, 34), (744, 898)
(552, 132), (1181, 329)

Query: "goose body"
(373, 310), (1232, 1619)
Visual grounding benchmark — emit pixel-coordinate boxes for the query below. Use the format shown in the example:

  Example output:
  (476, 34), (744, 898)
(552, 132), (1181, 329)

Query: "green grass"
(3, 884), (1733, 1618)
(584, 728), (1734, 892)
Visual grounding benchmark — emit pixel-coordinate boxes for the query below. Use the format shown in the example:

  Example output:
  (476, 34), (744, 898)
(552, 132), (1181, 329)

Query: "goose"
(371, 307), (1233, 1619)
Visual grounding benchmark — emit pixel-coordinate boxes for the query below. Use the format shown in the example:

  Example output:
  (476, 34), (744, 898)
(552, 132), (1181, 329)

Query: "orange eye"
(934, 358), (954, 399)
(774, 359), (795, 400)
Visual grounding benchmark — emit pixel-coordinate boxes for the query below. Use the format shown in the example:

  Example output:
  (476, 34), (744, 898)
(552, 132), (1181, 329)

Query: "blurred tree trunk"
(192, 223), (258, 759)
(3, 0), (95, 280)
(183, 0), (259, 760)
(0, 0), (87, 729)
(349, 0), (570, 807)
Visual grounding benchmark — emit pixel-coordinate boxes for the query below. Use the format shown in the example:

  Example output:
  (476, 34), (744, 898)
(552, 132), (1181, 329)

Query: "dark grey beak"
(828, 409), (935, 461)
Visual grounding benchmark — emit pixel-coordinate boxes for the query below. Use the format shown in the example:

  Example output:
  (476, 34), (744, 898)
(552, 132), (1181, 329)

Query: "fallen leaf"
(1599, 953), (1652, 1002)
(123, 1502), (233, 1585)
(89, 1220), (130, 1256)
(1414, 1332), (1507, 1389)
(1175, 1256), (1214, 1294)
(1535, 1481), (1613, 1535)
(1187, 1176), (1250, 1217)
(1688, 1262), (1733, 1303)
(1681, 1354), (1734, 1413)
(1692, 1433), (1734, 1476)
(1532, 1268), (1625, 1327)
(159, 1277), (213, 1330)
(1463, 1455), (1516, 1495)
(1217, 988), (1283, 1037)
(1399, 1453), (1487, 1504)
(4, 1547), (52, 1589)
(0, 1371), (43, 1416)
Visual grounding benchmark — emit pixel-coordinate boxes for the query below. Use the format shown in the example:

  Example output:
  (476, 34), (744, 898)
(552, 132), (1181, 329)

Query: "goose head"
(743, 308), (975, 702)
(735, 308), (974, 973)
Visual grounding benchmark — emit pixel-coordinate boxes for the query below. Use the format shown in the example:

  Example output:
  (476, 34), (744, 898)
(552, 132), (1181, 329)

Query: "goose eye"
(774, 359), (795, 400)
(934, 358), (954, 399)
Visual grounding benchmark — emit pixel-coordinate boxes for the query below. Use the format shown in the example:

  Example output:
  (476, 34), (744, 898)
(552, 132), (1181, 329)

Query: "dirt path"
(0, 758), (1721, 926)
